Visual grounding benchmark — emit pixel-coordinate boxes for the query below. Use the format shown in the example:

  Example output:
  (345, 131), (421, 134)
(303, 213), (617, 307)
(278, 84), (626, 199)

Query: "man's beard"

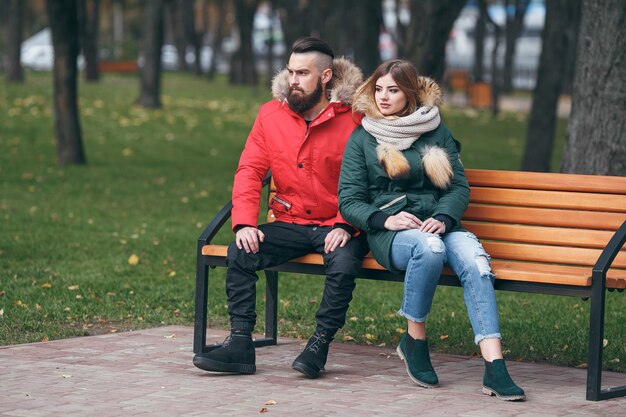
(287, 77), (324, 114)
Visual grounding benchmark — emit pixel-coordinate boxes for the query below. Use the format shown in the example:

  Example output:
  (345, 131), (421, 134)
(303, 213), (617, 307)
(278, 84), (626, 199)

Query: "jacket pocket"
(378, 195), (407, 215)
(270, 195), (292, 214)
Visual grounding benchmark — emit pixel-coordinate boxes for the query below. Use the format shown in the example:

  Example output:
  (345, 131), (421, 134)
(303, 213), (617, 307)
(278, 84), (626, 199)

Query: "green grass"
(1, 71), (623, 374)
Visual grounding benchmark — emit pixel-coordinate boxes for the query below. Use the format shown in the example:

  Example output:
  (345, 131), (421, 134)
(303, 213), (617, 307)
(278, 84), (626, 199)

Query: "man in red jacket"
(193, 37), (368, 378)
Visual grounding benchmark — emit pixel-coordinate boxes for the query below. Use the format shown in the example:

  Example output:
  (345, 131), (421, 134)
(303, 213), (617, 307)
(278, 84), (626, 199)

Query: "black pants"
(225, 221), (369, 335)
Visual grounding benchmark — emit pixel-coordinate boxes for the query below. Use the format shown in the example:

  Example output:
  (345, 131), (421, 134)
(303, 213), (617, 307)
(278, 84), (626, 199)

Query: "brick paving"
(1, 325), (624, 417)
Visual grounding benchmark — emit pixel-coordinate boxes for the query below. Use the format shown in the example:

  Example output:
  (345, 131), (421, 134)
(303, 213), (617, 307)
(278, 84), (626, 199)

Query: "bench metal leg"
(263, 271), (278, 344)
(193, 246), (209, 354)
(586, 271), (626, 400)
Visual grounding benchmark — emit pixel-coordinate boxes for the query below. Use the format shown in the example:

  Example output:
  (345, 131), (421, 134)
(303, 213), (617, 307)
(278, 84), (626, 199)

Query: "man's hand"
(384, 211), (422, 231)
(324, 228), (351, 254)
(419, 217), (446, 235)
(235, 226), (265, 254)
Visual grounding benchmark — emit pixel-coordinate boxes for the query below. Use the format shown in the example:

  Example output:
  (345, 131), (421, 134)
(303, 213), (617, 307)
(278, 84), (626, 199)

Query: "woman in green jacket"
(338, 60), (525, 401)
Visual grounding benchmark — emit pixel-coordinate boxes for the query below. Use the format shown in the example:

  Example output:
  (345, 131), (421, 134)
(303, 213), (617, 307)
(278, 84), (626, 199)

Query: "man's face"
(286, 53), (327, 114)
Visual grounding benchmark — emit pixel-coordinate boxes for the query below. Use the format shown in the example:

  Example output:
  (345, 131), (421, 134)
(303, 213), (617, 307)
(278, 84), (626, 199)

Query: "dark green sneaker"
(482, 359), (526, 401)
(193, 333), (256, 374)
(292, 331), (333, 378)
(396, 333), (438, 388)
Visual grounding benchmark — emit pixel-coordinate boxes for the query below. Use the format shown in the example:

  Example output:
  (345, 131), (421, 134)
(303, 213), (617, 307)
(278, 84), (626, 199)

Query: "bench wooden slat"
(466, 169), (626, 194)
(463, 221), (616, 249)
(483, 241), (626, 269)
(470, 187), (626, 213)
(201, 244), (626, 289)
(464, 204), (625, 230)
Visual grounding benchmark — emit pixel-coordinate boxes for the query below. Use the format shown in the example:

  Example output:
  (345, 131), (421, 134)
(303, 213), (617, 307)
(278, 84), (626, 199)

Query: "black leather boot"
(292, 331), (333, 378)
(193, 333), (256, 374)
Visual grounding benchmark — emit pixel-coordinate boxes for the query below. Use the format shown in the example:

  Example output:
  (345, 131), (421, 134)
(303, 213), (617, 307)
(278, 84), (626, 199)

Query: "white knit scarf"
(361, 106), (441, 150)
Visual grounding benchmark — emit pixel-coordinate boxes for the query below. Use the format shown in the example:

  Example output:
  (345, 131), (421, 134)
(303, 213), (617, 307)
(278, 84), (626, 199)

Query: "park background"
(1, 0), (624, 376)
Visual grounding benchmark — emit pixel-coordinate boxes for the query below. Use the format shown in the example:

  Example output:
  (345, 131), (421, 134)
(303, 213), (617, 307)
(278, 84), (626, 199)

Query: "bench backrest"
(266, 169), (626, 284)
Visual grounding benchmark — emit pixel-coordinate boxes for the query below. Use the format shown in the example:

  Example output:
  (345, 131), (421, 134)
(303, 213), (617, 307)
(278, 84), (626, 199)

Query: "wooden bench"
(194, 169), (626, 401)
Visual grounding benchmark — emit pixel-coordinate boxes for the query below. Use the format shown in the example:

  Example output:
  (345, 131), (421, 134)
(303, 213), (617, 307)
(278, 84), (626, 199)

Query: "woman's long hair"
(352, 60), (422, 118)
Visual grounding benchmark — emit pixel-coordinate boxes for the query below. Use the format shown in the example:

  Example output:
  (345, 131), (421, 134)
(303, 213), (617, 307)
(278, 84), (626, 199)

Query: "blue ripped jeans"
(391, 230), (501, 345)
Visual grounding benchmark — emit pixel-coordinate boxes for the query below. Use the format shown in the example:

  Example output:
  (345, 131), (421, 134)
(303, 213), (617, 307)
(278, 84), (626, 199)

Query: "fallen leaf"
(377, 342), (386, 347)
(0, 308), (4, 317)
(0, 290), (4, 296)
(364, 333), (375, 340)
(41, 283), (52, 289)
(343, 335), (355, 342)
(264, 400), (277, 405)
(64, 307), (71, 312)
(603, 339), (608, 348)
(40, 336), (49, 342)
(128, 254), (139, 265)
(259, 408), (268, 413)
(168, 271), (176, 277)
(395, 328), (406, 334)
(349, 316), (358, 321)
(164, 334), (176, 339)
(67, 285), (80, 291)
(308, 299), (317, 304)
(61, 374), (72, 378)
(576, 363), (588, 369)
(15, 300), (28, 308)
(440, 335), (449, 340)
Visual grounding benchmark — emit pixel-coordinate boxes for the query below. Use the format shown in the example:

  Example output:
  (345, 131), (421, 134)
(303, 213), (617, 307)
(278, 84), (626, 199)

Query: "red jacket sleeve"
(231, 114), (270, 230)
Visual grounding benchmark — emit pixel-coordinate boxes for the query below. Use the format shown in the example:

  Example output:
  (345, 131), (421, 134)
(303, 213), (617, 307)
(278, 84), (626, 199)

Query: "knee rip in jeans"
(426, 236), (444, 253)
(474, 254), (494, 279)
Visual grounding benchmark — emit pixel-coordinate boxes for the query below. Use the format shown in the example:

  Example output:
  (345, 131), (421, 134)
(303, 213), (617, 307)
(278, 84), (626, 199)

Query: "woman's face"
(375, 73), (408, 116)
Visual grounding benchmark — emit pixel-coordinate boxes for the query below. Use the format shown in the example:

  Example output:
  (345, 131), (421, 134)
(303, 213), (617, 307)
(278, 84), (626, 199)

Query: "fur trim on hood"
(353, 75), (443, 119)
(271, 57), (363, 104)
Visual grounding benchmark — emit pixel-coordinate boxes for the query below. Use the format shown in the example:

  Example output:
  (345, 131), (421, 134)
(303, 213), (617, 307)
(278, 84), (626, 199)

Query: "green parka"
(338, 123), (469, 274)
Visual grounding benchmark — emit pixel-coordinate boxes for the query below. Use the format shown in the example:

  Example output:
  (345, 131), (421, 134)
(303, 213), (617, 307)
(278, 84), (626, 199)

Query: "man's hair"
(291, 37), (334, 71)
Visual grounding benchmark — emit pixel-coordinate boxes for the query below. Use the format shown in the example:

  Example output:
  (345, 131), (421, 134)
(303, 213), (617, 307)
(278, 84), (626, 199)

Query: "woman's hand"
(419, 217), (446, 235)
(384, 211), (422, 231)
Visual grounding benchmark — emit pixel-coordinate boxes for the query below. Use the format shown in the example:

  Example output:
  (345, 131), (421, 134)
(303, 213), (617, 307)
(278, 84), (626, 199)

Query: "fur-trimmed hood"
(271, 57), (363, 105)
(353, 75), (443, 119)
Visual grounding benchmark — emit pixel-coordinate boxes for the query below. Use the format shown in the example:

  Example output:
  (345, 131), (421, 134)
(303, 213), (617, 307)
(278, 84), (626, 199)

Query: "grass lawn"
(1, 71), (623, 373)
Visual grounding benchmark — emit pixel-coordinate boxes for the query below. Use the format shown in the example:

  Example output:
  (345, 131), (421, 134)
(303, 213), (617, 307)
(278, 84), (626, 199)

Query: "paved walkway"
(1, 326), (624, 417)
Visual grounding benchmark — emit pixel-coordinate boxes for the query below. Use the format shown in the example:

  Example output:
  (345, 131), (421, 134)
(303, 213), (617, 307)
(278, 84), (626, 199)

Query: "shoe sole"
(482, 386), (526, 401)
(396, 346), (438, 388)
(292, 360), (323, 379)
(193, 355), (256, 374)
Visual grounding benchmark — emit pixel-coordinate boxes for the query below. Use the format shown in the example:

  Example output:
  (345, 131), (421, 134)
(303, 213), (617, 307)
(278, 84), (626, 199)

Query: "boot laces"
(307, 334), (328, 354)
(221, 335), (233, 348)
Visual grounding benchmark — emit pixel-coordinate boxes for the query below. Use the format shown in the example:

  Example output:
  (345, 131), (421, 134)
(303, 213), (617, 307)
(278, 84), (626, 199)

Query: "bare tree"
(472, 4), (487, 83)
(4, 0), (24, 82)
(502, 0), (530, 93)
(561, 0), (626, 175)
(138, 0), (165, 108)
(207, 0), (227, 80)
(229, 0), (259, 85)
(351, 0), (383, 76)
(391, 0), (465, 82)
(522, 0), (581, 172)
(78, 0), (100, 82)
(47, 0), (86, 165)
(477, 0), (502, 115)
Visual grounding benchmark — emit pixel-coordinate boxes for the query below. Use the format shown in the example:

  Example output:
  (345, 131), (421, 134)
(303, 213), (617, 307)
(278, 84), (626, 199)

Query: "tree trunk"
(478, 0), (502, 115)
(208, 0), (226, 79)
(561, 0), (626, 175)
(275, 0), (308, 56)
(402, 0), (465, 81)
(522, 0), (581, 172)
(112, 0), (124, 58)
(5, 0), (24, 82)
(229, 0), (259, 86)
(472, 5), (487, 83)
(502, 0), (530, 93)
(78, 0), (100, 82)
(352, 0), (383, 76)
(138, 0), (165, 108)
(47, 0), (86, 165)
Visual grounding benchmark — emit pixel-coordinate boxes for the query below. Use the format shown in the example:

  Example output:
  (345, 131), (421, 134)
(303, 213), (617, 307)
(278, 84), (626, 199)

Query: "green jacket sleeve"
(431, 131), (470, 228)
(338, 133), (380, 232)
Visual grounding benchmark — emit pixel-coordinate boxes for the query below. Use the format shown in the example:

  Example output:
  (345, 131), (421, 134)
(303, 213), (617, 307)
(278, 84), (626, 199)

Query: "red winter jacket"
(231, 58), (364, 232)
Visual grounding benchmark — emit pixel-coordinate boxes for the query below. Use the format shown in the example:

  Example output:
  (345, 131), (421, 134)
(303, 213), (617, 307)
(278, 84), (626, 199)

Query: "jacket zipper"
(379, 195), (407, 210)
(272, 195), (292, 210)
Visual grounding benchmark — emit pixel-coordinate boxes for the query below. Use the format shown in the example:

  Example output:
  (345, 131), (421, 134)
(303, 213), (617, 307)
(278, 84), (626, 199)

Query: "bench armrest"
(197, 173), (272, 246)
(593, 220), (626, 275)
